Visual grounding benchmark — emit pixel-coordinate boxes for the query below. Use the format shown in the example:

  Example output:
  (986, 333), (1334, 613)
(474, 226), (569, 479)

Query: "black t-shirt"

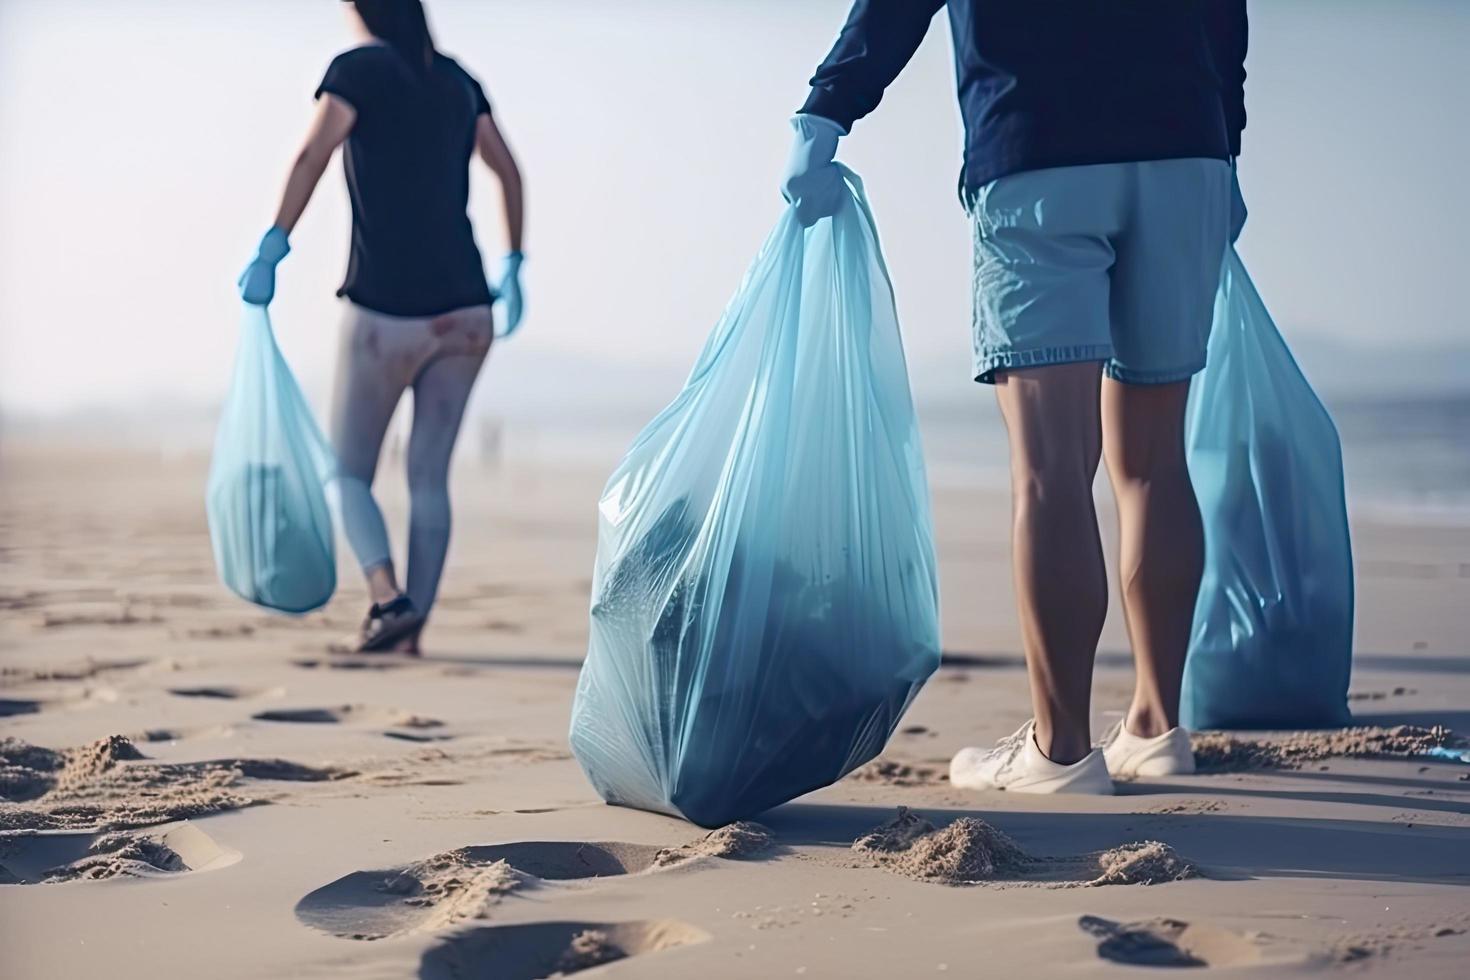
(316, 44), (495, 317)
(802, 0), (1248, 205)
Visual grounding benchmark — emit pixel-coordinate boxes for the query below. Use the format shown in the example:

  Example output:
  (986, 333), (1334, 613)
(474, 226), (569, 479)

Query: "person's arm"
(800, 0), (946, 131)
(272, 94), (357, 234)
(239, 95), (355, 306)
(474, 113), (523, 254)
(474, 112), (527, 335)
(1205, 0), (1248, 158)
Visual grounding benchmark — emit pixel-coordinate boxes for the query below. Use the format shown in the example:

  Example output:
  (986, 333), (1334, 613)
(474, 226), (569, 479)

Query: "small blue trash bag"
(207, 305), (337, 614)
(1182, 248), (1354, 730)
(570, 167), (942, 827)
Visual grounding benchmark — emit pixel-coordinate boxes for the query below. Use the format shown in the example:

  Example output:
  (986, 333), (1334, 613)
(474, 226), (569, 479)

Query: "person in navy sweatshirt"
(783, 1), (1248, 794)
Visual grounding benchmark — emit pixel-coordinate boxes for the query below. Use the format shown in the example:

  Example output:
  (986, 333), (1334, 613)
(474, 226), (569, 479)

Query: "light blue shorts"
(970, 158), (1231, 385)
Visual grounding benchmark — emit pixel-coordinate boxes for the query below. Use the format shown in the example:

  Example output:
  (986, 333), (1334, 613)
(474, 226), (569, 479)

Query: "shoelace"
(985, 722), (1034, 782)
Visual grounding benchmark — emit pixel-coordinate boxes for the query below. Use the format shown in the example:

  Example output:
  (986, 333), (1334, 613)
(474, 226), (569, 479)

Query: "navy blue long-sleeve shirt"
(801, 1), (1248, 204)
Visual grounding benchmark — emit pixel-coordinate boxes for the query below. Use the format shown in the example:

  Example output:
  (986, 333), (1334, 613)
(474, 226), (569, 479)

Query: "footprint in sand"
(1078, 915), (1268, 969)
(382, 730), (455, 743)
(183, 624), (256, 640)
(252, 705), (444, 731)
(35, 606), (164, 629)
(169, 685), (278, 701)
(1, 658), (150, 683)
(291, 658), (411, 672)
(0, 822), (241, 885)
(132, 725), (236, 744)
(0, 698), (41, 718)
(419, 920), (711, 979)
(295, 841), (666, 940)
(0, 687), (120, 716)
(296, 826), (770, 940)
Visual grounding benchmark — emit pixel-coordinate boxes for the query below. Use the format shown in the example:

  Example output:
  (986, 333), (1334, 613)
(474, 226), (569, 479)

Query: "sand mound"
(1089, 841), (1198, 886)
(1, 735), (144, 803)
(1192, 725), (1462, 773)
(853, 809), (1199, 888)
(57, 734), (146, 781)
(655, 822), (774, 867)
(853, 808), (1032, 884)
(853, 806), (938, 852)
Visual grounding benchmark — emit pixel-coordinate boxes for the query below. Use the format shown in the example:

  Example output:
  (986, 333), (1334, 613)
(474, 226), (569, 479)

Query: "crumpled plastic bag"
(570, 167), (941, 827)
(1183, 248), (1354, 730)
(207, 305), (336, 614)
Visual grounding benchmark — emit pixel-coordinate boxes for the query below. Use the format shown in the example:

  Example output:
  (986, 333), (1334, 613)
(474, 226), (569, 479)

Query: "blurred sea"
(4, 391), (1465, 527)
(493, 393), (1469, 527)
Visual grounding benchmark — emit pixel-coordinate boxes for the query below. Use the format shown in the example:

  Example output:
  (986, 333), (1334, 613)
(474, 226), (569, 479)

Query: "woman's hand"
(495, 252), (525, 337)
(239, 228), (291, 306)
(782, 114), (846, 227)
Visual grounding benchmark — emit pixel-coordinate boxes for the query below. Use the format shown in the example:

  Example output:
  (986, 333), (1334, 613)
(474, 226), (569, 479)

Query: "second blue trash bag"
(207, 305), (337, 614)
(570, 167), (942, 827)
(1182, 248), (1354, 730)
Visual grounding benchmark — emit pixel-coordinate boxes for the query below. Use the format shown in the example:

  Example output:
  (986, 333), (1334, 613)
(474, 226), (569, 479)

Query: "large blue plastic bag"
(207, 305), (337, 614)
(570, 168), (941, 827)
(1182, 248), (1353, 730)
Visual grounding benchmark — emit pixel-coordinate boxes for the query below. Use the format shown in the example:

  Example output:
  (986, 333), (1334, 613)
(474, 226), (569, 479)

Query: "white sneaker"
(1099, 720), (1196, 779)
(948, 721), (1115, 795)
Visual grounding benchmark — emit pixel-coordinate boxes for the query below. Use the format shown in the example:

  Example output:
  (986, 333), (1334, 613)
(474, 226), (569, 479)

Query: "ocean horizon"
(6, 389), (1465, 527)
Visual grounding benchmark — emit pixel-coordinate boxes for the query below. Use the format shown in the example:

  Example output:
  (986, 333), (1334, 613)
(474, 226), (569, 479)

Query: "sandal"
(356, 595), (423, 653)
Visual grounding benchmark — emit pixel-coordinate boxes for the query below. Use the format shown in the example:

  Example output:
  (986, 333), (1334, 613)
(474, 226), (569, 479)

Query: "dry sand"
(3, 445), (1470, 978)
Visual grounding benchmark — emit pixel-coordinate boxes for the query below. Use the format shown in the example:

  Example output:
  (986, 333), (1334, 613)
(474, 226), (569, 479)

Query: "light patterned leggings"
(330, 302), (492, 618)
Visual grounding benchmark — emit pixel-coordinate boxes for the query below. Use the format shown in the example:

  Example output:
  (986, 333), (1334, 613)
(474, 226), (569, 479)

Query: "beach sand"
(2, 445), (1469, 978)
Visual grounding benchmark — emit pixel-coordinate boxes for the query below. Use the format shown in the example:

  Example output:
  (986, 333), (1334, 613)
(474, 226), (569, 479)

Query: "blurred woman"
(239, 0), (525, 653)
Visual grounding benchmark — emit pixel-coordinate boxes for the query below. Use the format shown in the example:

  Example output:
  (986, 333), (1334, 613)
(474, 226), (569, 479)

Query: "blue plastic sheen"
(1182, 248), (1354, 730)
(207, 305), (337, 614)
(570, 167), (941, 827)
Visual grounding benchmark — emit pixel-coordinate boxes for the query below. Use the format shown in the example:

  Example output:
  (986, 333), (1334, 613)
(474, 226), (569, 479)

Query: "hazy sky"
(1, 0), (1467, 418)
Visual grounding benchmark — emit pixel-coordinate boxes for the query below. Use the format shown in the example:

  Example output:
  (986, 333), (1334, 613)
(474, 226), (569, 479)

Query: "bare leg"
(994, 362), (1108, 764)
(1101, 378), (1202, 737)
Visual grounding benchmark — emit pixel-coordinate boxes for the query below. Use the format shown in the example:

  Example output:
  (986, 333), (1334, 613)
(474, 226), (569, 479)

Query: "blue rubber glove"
(494, 251), (525, 338)
(238, 227), (291, 307)
(781, 114), (847, 227)
(1229, 159), (1247, 244)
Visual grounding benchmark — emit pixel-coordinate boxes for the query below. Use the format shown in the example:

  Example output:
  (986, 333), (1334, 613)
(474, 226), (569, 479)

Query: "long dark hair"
(352, 0), (437, 73)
